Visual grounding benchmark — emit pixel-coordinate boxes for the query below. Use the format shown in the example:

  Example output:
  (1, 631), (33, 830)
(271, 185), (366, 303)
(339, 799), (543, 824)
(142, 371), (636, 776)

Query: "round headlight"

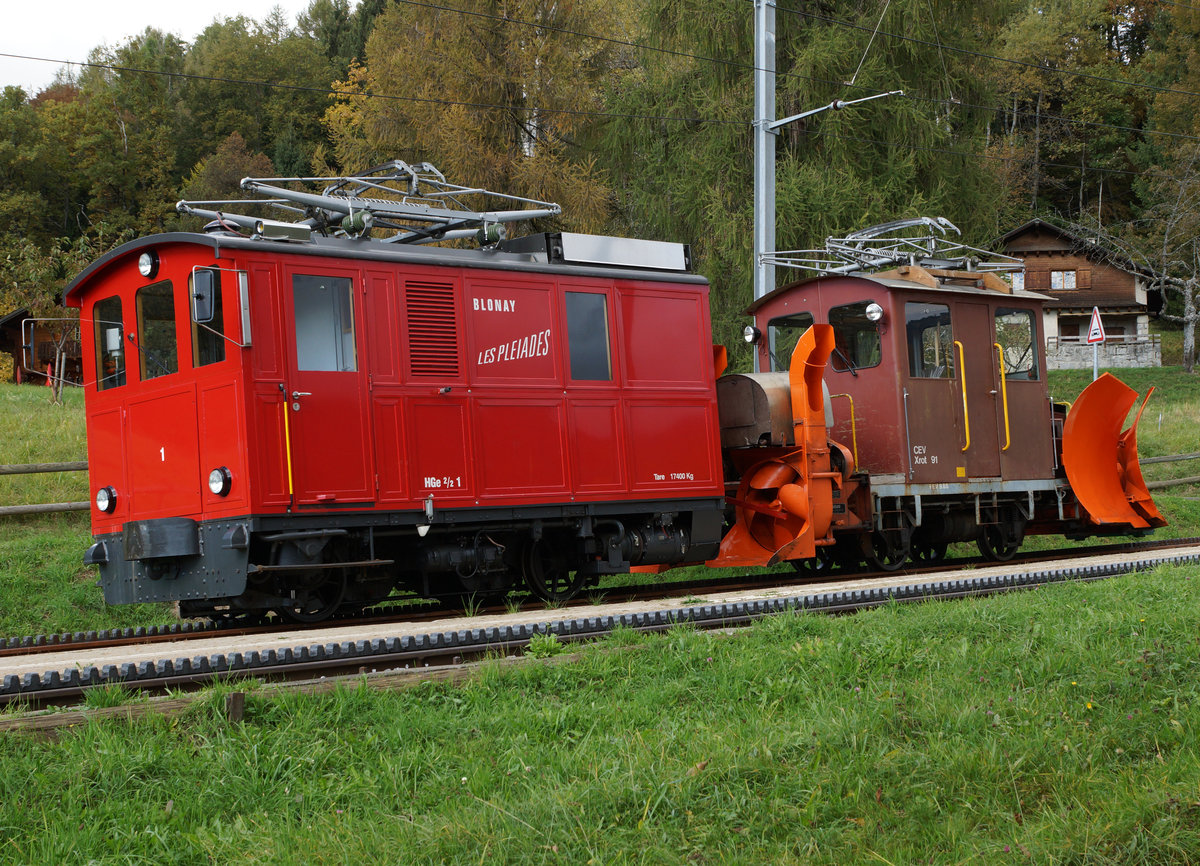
(208, 467), (232, 497)
(137, 250), (159, 278)
(743, 325), (760, 344)
(95, 486), (117, 513)
(865, 302), (884, 323)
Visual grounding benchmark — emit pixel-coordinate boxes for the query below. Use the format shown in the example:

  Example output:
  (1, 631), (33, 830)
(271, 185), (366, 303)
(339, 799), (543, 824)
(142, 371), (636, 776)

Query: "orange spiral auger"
(1062, 372), (1166, 530)
(708, 324), (839, 568)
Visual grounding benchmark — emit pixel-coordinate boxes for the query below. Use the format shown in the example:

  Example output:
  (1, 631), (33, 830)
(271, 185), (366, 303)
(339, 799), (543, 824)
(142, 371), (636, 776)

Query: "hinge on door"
(374, 473), (380, 492)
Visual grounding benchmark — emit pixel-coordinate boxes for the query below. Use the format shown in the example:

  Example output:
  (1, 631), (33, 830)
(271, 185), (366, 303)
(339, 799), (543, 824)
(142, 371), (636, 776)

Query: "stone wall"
(1045, 336), (1161, 370)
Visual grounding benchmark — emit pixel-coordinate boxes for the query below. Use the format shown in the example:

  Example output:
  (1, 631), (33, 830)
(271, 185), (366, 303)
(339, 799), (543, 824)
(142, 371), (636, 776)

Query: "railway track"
(4, 539), (1199, 715)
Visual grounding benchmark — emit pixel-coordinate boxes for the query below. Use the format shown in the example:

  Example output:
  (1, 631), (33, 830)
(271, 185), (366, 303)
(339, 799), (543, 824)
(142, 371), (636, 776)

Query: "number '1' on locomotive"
(63, 163), (1165, 621)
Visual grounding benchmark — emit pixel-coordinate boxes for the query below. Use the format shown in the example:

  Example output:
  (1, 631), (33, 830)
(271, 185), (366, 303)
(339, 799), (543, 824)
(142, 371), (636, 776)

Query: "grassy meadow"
(2, 565), (1199, 862)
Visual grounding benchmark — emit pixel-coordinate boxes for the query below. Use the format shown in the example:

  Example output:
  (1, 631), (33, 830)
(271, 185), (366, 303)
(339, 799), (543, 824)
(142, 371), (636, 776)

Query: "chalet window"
(995, 308), (1038, 380)
(1050, 270), (1077, 291)
(565, 291), (611, 381)
(94, 295), (125, 391)
(829, 302), (882, 373)
(767, 311), (815, 372)
(1010, 272), (1025, 292)
(191, 269), (225, 367)
(905, 302), (954, 379)
(135, 282), (178, 380)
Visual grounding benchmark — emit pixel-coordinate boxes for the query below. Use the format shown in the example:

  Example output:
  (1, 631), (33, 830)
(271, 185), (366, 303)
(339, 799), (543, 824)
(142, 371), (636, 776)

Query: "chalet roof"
(0, 308), (30, 329)
(997, 218), (1146, 276)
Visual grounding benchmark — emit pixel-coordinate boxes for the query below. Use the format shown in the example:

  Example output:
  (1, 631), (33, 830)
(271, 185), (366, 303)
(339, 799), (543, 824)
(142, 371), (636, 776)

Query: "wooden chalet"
(998, 219), (1160, 369)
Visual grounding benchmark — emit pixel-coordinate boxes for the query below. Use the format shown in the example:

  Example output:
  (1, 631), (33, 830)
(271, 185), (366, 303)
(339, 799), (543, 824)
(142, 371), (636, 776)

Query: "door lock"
(292, 390), (312, 410)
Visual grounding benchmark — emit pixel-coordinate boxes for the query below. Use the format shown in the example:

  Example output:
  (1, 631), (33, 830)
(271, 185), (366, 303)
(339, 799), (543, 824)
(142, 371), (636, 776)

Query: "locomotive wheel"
(910, 539), (949, 564)
(790, 546), (836, 576)
(522, 539), (585, 603)
(977, 525), (1021, 562)
(865, 531), (910, 572)
(279, 570), (348, 623)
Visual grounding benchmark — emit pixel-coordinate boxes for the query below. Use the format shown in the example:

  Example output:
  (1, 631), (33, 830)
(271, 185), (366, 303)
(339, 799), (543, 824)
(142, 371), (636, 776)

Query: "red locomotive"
(64, 164), (1164, 621)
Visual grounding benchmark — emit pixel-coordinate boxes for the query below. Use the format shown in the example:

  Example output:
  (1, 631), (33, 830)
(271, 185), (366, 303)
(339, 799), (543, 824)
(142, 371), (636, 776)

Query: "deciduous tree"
(323, 0), (628, 234)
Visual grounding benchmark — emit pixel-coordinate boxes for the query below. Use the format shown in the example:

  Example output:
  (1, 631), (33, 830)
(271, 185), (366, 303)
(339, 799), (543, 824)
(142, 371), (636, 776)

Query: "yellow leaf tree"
(322, 0), (632, 234)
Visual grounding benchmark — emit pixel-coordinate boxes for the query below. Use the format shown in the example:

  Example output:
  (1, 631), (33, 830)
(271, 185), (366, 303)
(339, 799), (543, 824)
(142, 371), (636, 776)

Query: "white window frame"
(1050, 270), (1077, 291)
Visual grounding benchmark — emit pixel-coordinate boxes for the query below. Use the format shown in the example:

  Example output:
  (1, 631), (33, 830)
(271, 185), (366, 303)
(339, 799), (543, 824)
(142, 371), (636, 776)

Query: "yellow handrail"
(993, 342), (1011, 451)
(829, 393), (858, 467)
(282, 399), (295, 497)
(954, 340), (970, 452)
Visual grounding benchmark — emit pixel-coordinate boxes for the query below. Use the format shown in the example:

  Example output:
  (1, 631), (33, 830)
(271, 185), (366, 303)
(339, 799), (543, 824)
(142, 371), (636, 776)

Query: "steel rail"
(4, 545), (1199, 712)
(4, 535), (1198, 660)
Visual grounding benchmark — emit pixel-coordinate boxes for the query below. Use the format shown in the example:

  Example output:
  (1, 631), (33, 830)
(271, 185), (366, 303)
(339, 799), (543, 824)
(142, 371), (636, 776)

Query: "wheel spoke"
(522, 540), (585, 602)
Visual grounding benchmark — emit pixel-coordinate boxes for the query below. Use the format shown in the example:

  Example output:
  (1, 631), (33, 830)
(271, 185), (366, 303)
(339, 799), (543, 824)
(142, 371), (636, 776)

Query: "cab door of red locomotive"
(282, 266), (376, 504)
(953, 302), (1003, 477)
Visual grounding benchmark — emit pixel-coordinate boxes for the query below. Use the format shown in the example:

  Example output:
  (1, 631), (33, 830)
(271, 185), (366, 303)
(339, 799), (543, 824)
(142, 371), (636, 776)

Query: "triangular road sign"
(1086, 306), (1106, 344)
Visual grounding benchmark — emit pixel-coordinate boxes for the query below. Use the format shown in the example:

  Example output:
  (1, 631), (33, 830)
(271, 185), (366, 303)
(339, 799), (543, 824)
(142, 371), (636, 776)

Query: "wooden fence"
(2, 452), (1199, 517)
(0, 461), (89, 516)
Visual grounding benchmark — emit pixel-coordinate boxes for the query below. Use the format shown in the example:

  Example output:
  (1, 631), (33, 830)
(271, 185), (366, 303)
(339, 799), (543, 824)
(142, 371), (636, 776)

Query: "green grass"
(2, 566), (1198, 863)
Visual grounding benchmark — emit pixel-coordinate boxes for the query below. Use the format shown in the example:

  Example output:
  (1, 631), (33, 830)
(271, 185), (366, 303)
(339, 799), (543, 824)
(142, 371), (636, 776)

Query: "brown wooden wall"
(1018, 250), (1139, 308)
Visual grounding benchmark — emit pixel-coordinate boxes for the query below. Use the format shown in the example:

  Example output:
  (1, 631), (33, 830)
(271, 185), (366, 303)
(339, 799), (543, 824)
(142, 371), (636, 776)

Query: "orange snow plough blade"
(1061, 373), (1166, 530)
(708, 324), (836, 569)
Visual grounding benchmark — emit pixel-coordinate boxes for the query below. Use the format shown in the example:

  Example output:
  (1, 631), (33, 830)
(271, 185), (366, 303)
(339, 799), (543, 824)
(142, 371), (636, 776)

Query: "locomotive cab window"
(565, 291), (611, 381)
(93, 295), (126, 391)
(135, 281), (178, 380)
(995, 308), (1038, 380)
(768, 311), (815, 372)
(829, 302), (882, 373)
(906, 302), (954, 379)
(293, 275), (357, 372)
(190, 269), (225, 367)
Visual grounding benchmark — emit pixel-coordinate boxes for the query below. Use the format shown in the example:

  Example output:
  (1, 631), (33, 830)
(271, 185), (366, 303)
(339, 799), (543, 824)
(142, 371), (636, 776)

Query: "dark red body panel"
(750, 274), (1054, 483)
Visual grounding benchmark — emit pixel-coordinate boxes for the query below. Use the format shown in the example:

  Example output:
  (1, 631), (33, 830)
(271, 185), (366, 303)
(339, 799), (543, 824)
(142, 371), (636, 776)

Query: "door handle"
(291, 390), (312, 410)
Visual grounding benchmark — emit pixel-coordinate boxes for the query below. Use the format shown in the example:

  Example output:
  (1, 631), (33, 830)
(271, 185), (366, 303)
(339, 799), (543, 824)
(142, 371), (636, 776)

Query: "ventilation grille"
(406, 281), (459, 377)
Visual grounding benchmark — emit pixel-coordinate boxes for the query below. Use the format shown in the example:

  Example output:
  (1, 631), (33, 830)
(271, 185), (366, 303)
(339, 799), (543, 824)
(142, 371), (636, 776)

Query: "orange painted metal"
(1117, 388), (1166, 528)
(713, 344), (729, 380)
(1062, 373), (1166, 529)
(708, 324), (837, 568)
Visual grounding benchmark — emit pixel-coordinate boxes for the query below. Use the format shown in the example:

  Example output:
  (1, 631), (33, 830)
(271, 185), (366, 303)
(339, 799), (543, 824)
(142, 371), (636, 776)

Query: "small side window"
(829, 302), (882, 373)
(905, 302), (954, 379)
(565, 292), (611, 381)
(94, 295), (125, 391)
(136, 281), (178, 380)
(995, 307), (1038, 380)
(767, 312), (815, 372)
(191, 269), (226, 367)
(294, 275), (357, 372)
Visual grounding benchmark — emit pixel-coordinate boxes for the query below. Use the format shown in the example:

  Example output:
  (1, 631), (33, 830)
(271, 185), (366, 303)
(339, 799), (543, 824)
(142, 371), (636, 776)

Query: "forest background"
(2, 0), (1200, 372)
